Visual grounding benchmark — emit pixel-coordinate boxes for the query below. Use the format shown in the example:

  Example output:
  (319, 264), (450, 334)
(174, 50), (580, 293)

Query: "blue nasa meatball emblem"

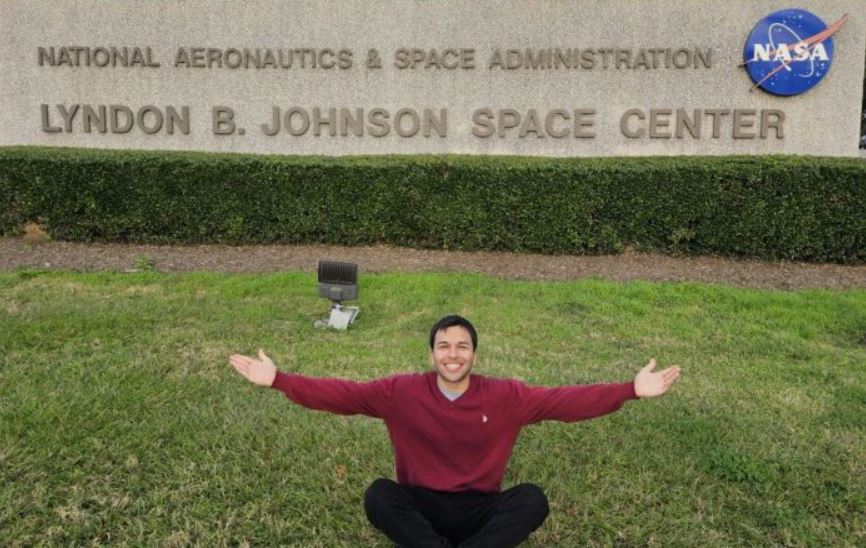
(743, 9), (842, 96)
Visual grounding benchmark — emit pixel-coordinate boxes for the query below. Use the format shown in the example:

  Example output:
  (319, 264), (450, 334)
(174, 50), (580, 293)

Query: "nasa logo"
(742, 9), (848, 96)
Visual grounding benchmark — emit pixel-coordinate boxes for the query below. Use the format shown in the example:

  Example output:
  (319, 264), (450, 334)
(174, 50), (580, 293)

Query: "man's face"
(429, 325), (477, 391)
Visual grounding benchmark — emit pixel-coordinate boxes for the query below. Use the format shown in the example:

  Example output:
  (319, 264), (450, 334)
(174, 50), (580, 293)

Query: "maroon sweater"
(271, 370), (637, 493)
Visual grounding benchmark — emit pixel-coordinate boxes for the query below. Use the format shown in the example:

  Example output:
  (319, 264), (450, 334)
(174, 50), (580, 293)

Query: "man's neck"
(437, 374), (471, 395)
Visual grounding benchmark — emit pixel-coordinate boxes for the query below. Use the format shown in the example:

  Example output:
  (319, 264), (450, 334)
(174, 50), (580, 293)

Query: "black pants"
(364, 478), (549, 548)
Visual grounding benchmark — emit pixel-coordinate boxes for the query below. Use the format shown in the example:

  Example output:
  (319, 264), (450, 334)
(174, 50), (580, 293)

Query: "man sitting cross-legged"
(229, 314), (680, 547)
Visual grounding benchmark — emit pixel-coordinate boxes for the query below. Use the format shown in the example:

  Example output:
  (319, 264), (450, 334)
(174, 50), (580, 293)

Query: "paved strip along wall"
(1, 0), (864, 157)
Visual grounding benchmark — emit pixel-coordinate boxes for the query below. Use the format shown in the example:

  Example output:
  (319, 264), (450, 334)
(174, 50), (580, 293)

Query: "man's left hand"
(634, 358), (681, 398)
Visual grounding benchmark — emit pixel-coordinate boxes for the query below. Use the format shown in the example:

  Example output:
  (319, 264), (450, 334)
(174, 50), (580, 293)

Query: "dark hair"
(429, 315), (478, 351)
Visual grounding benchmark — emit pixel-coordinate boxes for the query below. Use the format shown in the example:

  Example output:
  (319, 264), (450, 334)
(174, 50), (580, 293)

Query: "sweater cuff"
(623, 381), (638, 400)
(271, 370), (293, 391)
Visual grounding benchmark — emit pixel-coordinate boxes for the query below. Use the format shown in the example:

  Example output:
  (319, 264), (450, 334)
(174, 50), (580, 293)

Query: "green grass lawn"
(1, 269), (864, 546)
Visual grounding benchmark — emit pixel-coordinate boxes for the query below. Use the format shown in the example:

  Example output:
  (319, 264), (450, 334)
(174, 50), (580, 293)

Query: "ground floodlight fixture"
(315, 260), (360, 330)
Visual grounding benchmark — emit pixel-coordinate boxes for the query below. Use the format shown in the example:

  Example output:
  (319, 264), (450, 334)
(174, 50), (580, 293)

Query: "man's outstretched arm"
(229, 349), (395, 418)
(514, 358), (681, 425)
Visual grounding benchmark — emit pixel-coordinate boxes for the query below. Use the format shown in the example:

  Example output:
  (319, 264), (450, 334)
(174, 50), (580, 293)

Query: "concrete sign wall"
(1, 0), (864, 157)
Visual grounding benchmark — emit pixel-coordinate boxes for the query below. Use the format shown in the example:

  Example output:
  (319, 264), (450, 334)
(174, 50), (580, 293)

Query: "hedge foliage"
(1, 146), (865, 263)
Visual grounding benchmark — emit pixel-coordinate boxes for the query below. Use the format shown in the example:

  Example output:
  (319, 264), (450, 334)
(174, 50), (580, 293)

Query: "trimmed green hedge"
(2, 146), (865, 262)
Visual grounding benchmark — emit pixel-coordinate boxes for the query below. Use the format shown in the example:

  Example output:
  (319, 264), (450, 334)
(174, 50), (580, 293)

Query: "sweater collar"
(426, 371), (480, 403)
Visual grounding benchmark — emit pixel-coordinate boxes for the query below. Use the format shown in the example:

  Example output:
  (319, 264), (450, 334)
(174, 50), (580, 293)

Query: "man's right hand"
(229, 349), (277, 386)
